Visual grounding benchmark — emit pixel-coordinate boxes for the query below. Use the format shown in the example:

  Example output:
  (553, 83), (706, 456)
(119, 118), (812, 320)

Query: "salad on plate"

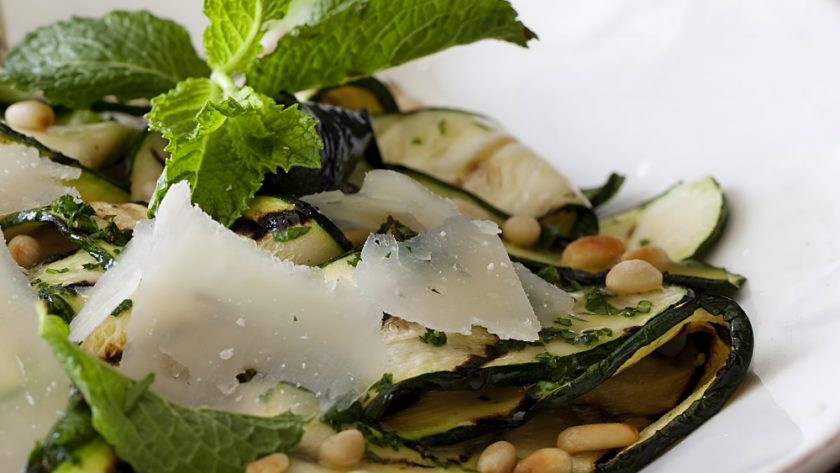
(0, 1), (752, 473)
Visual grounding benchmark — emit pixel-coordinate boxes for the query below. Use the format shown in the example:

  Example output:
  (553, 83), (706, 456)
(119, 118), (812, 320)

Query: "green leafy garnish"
(536, 265), (560, 285)
(35, 282), (77, 323)
(640, 238), (651, 246)
(583, 287), (653, 317)
(272, 226), (312, 242)
(320, 401), (363, 431)
(2, 11), (210, 109)
(248, 0), (535, 94)
(147, 77), (323, 226)
(110, 299), (133, 317)
(82, 262), (102, 271)
(347, 253), (362, 268)
(554, 317), (573, 327)
(49, 195), (98, 232)
(45, 268), (69, 275)
(419, 328), (448, 346)
(203, 0), (292, 74)
(369, 373), (394, 392)
(38, 307), (312, 473)
(90, 221), (131, 246)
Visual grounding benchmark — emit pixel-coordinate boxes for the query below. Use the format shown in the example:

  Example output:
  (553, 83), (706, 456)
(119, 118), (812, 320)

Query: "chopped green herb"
(640, 238), (651, 246)
(49, 195), (98, 232)
(473, 120), (492, 131)
(320, 401), (363, 431)
(236, 368), (257, 384)
(411, 138), (422, 145)
(554, 317), (573, 327)
(90, 221), (130, 246)
(347, 253), (362, 268)
(406, 246), (413, 253)
(536, 265), (560, 285)
(110, 299), (133, 317)
(293, 316), (298, 322)
(397, 226), (418, 240)
(385, 252), (391, 259)
(370, 373), (394, 392)
(530, 380), (560, 396)
(358, 424), (403, 451)
(82, 262), (102, 271)
(537, 224), (560, 250)
(272, 226), (311, 243)
(35, 282), (76, 324)
(584, 286), (621, 315)
(438, 119), (447, 135)
(30, 278), (42, 286)
(562, 277), (585, 293)
(419, 328), (447, 346)
(45, 268), (69, 275)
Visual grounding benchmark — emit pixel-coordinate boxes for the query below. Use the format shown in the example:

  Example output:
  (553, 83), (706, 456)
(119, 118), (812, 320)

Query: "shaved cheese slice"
(303, 170), (459, 232)
(0, 144), (80, 215)
(513, 263), (575, 328)
(0, 242), (70, 468)
(68, 219), (154, 343)
(354, 215), (540, 341)
(119, 182), (386, 410)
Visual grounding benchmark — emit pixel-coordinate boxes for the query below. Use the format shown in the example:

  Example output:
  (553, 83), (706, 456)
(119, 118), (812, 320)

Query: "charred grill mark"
(231, 202), (317, 241)
(66, 281), (95, 294)
(623, 325), (641, 336)
(454, 344), (502, 374)
(713, 323), (732, 347)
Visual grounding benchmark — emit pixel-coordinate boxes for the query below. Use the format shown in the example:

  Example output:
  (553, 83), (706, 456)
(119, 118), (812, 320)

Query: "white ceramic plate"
(6, 1), (840, 472)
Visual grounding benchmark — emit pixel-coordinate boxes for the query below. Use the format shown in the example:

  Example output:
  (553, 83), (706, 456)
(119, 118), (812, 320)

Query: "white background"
(5, 1), (840, 472)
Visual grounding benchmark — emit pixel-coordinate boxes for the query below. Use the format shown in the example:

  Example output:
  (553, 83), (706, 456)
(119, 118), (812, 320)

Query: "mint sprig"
(203, 0), (293, 74)
(146, 75), (322, 226)
(248, 0), (536, 94)
(2, 11), (210, 109)
(38, 306), (311, 473)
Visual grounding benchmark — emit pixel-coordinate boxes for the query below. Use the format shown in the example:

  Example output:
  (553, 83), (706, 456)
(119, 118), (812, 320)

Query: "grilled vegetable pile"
(0, 1), (751, 473)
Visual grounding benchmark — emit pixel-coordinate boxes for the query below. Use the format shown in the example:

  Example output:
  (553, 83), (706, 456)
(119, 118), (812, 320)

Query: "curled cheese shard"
(118, 182), (386, 411)
(0, 144), (80, 215)
(0, 241), (70, 468)
(303, 169), (459, 232)
(355, 215), (540, 341)
(513, 262), (575, 328)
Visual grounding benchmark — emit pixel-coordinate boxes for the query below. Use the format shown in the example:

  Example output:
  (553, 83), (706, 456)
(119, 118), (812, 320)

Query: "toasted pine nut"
(557, 423), (639, 453)
(8, 234), (42, 268)
(502, 215), (542, 248)
(5, 100), (55, 131)
(605, 260), (662, 295)
(345, 229), (372, 247)
(561, 235), (625, 271)
(477, 441), (518, 473)
(453, 198), (492, 221)
(318, 429), (366, 467)
(512, 448), (571, 473)
(246, 453), (290, 473)
(621, 246), (671, 272)
(348, 470), (373, 473)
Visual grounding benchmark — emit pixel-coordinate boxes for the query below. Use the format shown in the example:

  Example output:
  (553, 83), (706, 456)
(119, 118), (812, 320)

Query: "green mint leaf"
(536, 265), (560, 285)
(38, 308), (311, 473)
(554, 317), (573, 327)
(204, 0), (293, 74)
(248, 0), (535, 93)
(272, 226), (311, 242)
(110, 299), (133, 317)
(147, 77), (322, 226)
(3, 11), (210, 109)
(419, 328), (447, 346)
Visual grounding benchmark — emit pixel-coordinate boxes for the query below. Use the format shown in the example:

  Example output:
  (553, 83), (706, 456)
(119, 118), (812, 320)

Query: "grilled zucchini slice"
(232, 196), (352, 266)
(372, 109), (591, 220)
(311, 77), (400, 115)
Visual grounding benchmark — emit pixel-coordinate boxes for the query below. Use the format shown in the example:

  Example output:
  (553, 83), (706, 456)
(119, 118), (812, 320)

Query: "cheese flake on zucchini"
(303, 170), (459, 232)
(355, 215), (541, 341)
(111, 182), (386, 410)
(0, 144), (80, 215)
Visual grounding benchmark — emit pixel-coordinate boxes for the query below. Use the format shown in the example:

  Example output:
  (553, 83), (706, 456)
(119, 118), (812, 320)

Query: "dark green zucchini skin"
(260, 103), (383, 197)
(511, 259), (744, 297)
(581, 173), (625, 208)
(364, 291), (752, 453)
(593, 295), (753, 473)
